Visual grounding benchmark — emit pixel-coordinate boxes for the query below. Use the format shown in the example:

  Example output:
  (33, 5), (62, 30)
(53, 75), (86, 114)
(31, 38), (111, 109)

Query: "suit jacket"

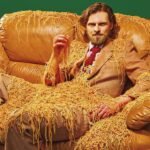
(67, 38), (149, 98)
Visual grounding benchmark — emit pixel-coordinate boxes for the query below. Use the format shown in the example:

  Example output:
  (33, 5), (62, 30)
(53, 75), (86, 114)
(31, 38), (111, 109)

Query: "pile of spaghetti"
(0, 40), (87, 143)
(2, 73), (149, 149)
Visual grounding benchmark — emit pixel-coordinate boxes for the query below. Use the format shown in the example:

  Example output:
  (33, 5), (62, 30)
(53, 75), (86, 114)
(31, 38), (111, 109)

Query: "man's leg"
(0, 142), (4, 150)
(52, 141), (75, 150)
(5, 110), (89, 150)
(5, 125), (38, 150)
(5, 125), (75, 150)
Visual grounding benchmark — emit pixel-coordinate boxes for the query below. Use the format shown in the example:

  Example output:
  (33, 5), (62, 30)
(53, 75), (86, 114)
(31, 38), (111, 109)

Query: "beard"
(86, 31), (110, 45)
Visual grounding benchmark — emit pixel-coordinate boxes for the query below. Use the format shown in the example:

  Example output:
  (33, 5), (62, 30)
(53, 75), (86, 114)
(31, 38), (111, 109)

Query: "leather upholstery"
(127, 99), (150, 130)
(0, 11), (80, 83)
(0, 11), (149, 149)
(126, 98), (150, 150)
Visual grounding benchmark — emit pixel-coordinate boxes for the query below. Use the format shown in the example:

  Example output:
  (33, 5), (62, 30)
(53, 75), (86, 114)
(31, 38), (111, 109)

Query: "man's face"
(86, 11), (113, 45)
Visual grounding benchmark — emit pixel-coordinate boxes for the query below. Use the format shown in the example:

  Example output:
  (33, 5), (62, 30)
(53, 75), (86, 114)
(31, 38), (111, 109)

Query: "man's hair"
(79, 2), (117, 38)
(80, 2), (116, 27)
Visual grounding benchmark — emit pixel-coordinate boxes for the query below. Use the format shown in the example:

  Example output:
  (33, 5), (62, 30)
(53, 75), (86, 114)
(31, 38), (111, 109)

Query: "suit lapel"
(88, 42), (113, 79)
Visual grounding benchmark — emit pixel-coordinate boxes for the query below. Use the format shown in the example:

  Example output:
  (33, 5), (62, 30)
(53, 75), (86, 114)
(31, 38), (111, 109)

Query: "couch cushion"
(0, 11), (79, 64)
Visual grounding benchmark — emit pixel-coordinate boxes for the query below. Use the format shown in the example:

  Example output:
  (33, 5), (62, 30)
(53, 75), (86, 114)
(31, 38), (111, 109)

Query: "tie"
(84, 46), (100, 67)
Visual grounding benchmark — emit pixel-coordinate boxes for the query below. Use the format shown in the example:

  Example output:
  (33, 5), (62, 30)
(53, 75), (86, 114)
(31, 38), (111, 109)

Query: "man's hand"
(88, 104), (116, 122)
(88, 95), (133, 122)
(44, 35), (70, 86)
(53, 34), (70, 63)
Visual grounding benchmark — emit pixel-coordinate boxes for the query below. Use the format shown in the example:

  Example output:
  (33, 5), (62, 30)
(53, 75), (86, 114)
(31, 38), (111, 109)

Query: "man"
(44, 2), (149, 121)
(4, 2), (149, 150)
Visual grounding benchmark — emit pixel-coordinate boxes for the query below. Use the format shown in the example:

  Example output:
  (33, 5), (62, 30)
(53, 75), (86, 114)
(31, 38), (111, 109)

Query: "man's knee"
(5, 114), (39, 150)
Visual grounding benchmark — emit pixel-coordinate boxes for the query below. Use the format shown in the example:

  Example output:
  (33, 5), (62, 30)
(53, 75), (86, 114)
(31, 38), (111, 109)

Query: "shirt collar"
(88, 42), (104, 50)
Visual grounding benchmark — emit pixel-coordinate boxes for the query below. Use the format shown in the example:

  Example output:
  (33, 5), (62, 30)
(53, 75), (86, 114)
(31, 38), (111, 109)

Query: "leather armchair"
(0, 11), (149, 150)
(126, 97), (150, 150)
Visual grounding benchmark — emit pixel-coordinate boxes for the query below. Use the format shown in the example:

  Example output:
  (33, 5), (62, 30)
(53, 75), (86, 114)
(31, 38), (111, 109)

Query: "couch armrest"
(7, 61), (45, 83)
(126, 99), (150, 130)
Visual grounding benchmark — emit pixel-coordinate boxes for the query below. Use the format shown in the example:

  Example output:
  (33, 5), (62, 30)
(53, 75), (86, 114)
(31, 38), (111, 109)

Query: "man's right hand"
(53, 34), (70, 63)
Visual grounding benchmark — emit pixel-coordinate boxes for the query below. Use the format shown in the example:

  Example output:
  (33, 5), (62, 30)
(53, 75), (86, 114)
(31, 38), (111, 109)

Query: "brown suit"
(68, 38), (149, 98)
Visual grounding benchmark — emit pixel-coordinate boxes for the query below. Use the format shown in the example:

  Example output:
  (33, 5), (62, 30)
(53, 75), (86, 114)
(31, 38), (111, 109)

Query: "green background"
(0, 0), (149, 18)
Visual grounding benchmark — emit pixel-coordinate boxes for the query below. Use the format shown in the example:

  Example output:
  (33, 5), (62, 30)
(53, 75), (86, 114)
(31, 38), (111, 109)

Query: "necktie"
(84, 46), (100, 67)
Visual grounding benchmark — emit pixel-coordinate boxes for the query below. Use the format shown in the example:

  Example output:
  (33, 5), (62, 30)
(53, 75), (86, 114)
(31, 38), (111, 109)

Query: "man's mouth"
(93, 35), (102, 38)
(93, 34), (103, 36)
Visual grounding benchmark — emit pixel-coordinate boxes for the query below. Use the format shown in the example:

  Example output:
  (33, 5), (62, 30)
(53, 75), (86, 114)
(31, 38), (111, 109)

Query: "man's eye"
(88, 23), (95, 26)
(99, 23), (107, 26)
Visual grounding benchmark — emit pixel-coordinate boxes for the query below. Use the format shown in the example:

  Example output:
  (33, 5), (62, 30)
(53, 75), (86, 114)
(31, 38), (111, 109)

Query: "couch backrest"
(0, 11), (149, 83)
(0, 11), (149, 64)
(0, 11), (79, 64)
(116, 14), (150, 56)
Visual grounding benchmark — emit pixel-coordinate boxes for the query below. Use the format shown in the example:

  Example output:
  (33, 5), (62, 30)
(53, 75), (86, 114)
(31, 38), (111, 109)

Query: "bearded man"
(4, 2), (149, 150)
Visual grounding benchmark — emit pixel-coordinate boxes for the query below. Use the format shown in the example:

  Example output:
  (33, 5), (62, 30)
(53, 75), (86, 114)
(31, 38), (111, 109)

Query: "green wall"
(0, 0), (149, 18)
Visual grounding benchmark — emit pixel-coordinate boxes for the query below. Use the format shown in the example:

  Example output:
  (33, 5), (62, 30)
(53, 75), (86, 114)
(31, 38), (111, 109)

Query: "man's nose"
(94, 24), (100, 32)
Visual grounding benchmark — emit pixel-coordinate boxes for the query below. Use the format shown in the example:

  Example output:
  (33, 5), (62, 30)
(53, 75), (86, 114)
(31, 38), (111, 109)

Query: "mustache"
(92, 31), (103, 36)
(92, 33), (103, 36)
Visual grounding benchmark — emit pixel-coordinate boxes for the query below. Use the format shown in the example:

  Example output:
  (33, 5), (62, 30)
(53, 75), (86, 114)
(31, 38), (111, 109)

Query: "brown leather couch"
(126, 97), (150, 150)
(0, 11), (149, 150)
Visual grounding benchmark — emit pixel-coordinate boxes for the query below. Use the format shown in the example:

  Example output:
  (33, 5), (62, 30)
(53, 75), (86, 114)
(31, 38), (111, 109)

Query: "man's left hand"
(88, 104), (116, 122)
(88, 95), (133, 122)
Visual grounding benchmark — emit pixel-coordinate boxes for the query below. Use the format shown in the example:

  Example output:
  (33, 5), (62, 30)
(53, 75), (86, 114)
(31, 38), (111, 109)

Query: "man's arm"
(43, 35), (85, 86)
(109, 41), (150, 115)
(89, 42), (150, 121)
(43, 35), (69, 86)
(117, 42), (150, 108)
